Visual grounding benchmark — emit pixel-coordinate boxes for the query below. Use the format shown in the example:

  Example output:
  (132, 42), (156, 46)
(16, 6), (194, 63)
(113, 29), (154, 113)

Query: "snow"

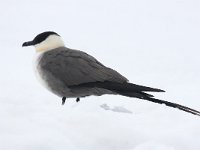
(0, 0), (200, 150)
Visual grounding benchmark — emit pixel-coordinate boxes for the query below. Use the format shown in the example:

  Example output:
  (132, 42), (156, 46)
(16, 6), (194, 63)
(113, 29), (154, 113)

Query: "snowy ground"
(0, 0), (200, 150)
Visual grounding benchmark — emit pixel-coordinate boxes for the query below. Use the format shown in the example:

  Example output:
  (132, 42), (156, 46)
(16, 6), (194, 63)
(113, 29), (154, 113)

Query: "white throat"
(35, 35), (65, 52)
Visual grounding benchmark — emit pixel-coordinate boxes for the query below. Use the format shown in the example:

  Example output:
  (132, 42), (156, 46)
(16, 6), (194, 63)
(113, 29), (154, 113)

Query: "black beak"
(22, 41), (34, 47)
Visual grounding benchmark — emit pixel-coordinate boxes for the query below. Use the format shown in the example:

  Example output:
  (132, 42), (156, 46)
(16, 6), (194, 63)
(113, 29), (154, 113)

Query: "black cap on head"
(22, 31), (60, 47)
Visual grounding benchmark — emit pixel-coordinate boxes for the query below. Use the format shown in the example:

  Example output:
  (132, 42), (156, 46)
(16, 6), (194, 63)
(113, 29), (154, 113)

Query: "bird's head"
(22, 31), (65, 52)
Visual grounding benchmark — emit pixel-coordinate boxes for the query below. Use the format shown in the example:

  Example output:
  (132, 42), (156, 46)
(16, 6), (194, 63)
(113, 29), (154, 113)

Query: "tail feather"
(71, 81), (200, 116)
(116, 90), (200, 116)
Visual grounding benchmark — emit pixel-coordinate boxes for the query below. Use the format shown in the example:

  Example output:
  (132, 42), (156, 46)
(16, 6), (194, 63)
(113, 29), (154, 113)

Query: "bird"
(22, 31), (200, 116)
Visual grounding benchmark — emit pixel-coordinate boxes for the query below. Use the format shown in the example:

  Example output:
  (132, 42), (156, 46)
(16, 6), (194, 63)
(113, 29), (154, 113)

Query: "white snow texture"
(0, 0), (200, 150)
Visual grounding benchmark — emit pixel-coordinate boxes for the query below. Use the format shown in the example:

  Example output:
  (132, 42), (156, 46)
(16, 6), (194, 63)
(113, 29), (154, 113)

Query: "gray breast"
(35, 51), (71, 97)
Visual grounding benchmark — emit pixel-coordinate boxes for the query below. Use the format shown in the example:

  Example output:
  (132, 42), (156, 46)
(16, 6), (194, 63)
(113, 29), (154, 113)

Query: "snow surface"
(0, 0), (200, 150)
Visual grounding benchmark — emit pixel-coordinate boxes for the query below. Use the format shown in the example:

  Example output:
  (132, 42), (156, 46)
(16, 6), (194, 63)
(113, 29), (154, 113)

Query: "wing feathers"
(39, 48), (128, 86)
(73, 81), (165, 92)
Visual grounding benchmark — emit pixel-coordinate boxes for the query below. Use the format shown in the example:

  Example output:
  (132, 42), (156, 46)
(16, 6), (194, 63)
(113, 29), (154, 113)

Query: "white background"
(0, 0), (200, 150)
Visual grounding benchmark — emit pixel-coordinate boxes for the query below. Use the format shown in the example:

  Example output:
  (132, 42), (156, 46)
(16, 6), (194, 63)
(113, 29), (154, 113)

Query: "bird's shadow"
(100, 103), (133, 114)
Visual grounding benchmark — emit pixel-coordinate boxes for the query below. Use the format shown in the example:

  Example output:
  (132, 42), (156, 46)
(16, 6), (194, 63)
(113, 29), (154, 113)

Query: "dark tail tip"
(156, 89), (165, 92)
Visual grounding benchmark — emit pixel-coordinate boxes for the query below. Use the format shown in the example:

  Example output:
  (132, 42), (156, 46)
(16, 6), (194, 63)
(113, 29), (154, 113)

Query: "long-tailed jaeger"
(22, 31), (200, 116)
